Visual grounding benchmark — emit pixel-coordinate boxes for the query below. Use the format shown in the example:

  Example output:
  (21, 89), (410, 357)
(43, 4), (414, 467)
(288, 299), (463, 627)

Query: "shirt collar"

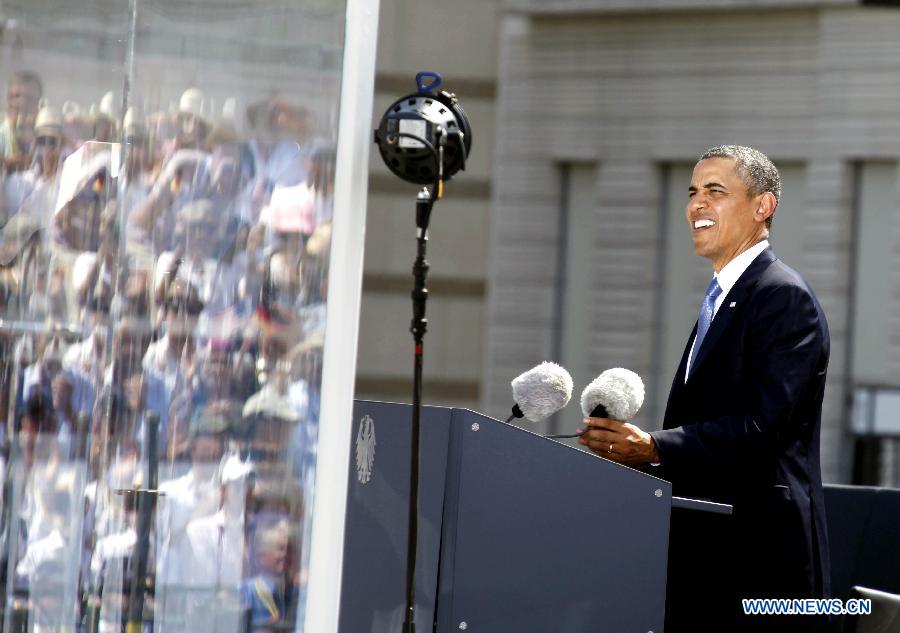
(714, 239), (770, 297)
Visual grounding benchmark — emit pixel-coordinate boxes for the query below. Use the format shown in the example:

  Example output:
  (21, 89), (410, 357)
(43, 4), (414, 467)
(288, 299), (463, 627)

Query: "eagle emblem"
(356, 414), (376, 484)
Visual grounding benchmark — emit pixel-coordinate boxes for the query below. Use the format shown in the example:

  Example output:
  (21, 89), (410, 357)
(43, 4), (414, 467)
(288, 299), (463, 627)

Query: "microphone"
(545, 368), (645, 439)
(580, 367), (645, 421)
(505, 362), (573, 423)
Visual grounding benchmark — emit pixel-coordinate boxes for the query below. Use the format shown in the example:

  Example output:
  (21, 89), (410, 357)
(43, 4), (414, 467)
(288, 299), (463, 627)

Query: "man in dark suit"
(579, 145), (830, 631)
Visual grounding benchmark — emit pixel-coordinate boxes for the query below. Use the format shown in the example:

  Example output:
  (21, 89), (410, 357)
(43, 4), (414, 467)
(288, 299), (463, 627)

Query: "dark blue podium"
(340, 401), (691, 633)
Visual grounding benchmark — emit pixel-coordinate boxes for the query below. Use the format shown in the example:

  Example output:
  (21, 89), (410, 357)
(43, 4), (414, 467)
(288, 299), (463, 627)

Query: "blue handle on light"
(416, 71), (443, 95)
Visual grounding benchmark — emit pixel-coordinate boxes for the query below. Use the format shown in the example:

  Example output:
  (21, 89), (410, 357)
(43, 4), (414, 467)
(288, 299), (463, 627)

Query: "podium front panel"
(340, 401), (453, 632)
(437, 410), (671, 633)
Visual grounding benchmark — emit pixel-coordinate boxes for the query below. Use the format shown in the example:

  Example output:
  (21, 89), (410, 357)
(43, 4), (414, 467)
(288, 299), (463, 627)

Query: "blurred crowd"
(0, 69), (332, 632)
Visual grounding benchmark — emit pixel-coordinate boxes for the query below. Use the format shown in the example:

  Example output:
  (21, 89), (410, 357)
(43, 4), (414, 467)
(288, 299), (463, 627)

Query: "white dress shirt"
(684, 240), (770, 382)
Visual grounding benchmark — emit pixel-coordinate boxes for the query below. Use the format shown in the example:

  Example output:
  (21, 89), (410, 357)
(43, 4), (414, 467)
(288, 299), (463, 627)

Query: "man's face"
(165, 300), (200, 336)
(258, 531), (288, 575)
(190, 434), (224, 464)
(686, 157), (767, 271)
(7, 79), (40, 123)
(205, 348), (231, 384)
(114, 327), (148, 372)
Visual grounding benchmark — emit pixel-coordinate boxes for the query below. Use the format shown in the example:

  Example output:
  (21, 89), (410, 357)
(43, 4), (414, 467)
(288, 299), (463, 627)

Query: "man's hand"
(578, 417), (659, 466)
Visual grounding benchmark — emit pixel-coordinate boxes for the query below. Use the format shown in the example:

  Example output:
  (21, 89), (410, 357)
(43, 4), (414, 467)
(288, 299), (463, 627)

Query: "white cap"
(222, 97), (237, 122)
(62, 101), (81, 119)
(99, 91), (118, 118)
(34, 106), (62, 137)
(179, 87), (206, 119)
(123, 107), (145, 137)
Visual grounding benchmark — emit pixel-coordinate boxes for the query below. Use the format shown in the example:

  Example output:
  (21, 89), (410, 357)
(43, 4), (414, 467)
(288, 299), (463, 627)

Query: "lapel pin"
(729, 301), (737, 308)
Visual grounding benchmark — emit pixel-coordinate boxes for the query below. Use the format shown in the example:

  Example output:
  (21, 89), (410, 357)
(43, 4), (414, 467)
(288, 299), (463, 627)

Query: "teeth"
(694, 219), (715, 229)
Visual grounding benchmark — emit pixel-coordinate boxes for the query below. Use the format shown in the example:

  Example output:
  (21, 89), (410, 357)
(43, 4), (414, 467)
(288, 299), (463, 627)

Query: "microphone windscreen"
(510, 362), (573, 422)
(580, 368), (645, 421)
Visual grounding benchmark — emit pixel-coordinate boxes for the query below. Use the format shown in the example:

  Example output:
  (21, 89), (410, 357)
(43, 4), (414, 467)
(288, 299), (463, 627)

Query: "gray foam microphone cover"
(580, 368), (645, 421)
(510, 361), (574, 422)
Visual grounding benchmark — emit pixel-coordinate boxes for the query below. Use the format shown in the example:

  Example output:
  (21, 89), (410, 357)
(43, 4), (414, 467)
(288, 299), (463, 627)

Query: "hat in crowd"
(208, 97), (239, 147)
(62, 100), (82, 120)
(267, 184), (316, 235)
(242, 389), (300, 424)
(99, 91), (118, 119)
(304, 221), (331, 258)
(179, 88), (204, 117)
(179, 87), (211, 128)
(123, 107), (146, 138)
(34, 105), (62, 138)
(190, 400), (240, 438)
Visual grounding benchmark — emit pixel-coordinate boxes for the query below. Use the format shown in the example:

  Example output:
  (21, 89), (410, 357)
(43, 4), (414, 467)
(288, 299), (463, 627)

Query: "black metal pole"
(402, 188), (435, 633)
(126, 411), (159, 632)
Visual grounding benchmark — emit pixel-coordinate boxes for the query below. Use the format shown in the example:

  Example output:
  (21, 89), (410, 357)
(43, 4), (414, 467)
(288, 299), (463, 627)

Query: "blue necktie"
(687, 277), (722, 379)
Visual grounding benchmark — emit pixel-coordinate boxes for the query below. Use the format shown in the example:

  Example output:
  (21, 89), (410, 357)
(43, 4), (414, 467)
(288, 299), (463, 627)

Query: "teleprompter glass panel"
(0, 1), (346, 631)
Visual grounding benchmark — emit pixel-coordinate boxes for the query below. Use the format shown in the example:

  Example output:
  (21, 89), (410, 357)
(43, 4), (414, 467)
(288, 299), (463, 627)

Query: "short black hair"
(699, 145), (781, 229)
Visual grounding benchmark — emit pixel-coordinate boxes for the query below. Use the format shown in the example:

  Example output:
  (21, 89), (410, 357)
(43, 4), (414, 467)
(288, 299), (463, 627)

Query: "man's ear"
(755, 192), (776, 224)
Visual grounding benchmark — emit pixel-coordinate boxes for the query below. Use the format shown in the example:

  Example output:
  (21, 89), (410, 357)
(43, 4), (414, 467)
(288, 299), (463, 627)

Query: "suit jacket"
(649, 248), (831, 629)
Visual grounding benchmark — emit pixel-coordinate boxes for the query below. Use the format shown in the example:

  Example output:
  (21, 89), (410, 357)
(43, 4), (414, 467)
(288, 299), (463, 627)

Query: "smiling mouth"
(692, 219), (716, 232)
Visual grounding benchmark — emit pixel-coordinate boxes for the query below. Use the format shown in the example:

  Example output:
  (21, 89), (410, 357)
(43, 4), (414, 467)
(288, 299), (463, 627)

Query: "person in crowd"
(241, 519), (292, 632)
(16, 472), (82, 633)
(3, 104), (65, 230)
(53, 146), (113, 253)
(176, 88), (212, 152)
(120, 107), (156, 233)
(258, 183), (315, 308)
(104, 317), (169, 448)
(197, 338), (248, 406)
(128, 146), (209, 253)
(63, 282), (111, 386)
(88, 469), (149, 633)
(286, 341), (321, 482)
(17, 391), (57, 478)
(154, 408), (228, 632)
(0, 71), (42, 172)
(308, 144), (335, 225)
(143, 277), (203, 395)
(50, 372), (77, 458)
(90, 92), (118, 145)
(182, 450), (253, 633)
(162, 199), (244, 320)
(23, 335), (65, 404)
(61, 100), (90, 153)
(10, 391), (66, 596)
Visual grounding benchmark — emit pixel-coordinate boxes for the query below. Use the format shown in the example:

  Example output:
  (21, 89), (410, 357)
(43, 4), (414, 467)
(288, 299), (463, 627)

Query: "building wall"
(482, 4), (900, 484)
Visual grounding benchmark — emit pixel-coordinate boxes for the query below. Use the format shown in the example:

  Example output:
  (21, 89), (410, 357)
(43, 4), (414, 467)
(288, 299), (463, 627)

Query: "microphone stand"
(124, 412), (160, 633)
(403, 185), (436, 633)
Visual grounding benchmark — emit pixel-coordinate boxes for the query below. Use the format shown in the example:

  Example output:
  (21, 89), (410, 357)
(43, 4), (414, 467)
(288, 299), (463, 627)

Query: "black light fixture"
(374, 71), (472, 187)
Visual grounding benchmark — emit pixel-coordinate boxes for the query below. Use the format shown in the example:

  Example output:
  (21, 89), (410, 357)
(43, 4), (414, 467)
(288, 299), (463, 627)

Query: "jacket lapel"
(677, 322), (697, 385)
(686, 248), (777, 382)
